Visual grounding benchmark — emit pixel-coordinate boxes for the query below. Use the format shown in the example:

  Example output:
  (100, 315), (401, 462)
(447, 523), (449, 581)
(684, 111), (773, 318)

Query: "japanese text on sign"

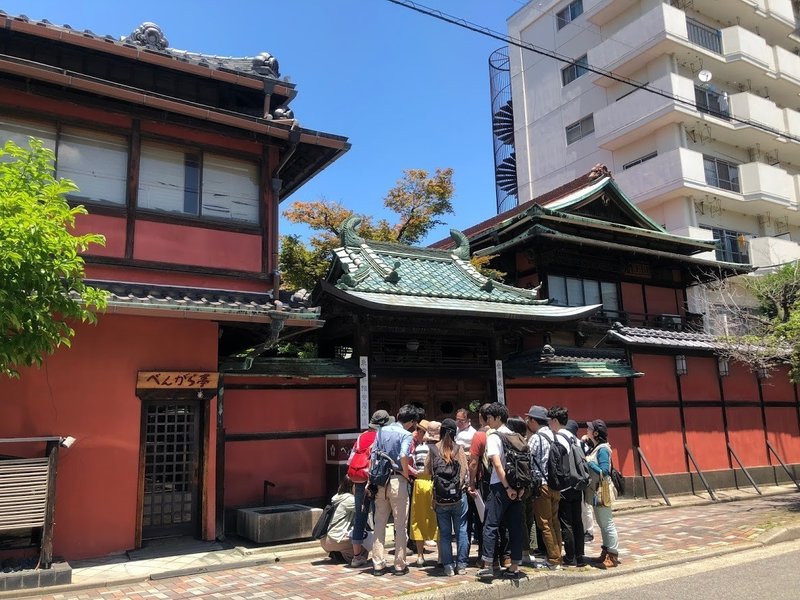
(137, 371), (219, 389)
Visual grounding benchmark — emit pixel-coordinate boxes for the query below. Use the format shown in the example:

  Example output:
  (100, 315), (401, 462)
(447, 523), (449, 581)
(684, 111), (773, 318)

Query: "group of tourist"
(319, 401), (620, 580)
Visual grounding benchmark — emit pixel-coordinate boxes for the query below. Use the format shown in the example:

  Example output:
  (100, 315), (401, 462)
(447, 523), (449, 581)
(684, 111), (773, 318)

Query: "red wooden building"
(0, 16), (353, 559)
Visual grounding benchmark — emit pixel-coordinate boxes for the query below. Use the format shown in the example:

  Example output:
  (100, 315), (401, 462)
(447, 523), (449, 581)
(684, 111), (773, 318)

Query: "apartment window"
(548, 275), (619, 313)
(557, 0), (584, 30)
(138, 142), (259, 223)
(703, 155), (740, 192)
(56, 128), (128, 205)
(622, 152), (657, 170)
(703, 226), (750, 264)
(561, 54), (588, 86)
(565, 115), (594, 145)
(695, 86), (730, 120)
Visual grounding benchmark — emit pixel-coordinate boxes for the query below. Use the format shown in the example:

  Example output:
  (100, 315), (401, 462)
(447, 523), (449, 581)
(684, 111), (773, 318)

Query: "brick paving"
(30, 494), (800, 600)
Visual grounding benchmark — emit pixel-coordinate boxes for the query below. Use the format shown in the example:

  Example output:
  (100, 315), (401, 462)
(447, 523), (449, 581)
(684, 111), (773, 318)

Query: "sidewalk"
(12, 483), (800, 600)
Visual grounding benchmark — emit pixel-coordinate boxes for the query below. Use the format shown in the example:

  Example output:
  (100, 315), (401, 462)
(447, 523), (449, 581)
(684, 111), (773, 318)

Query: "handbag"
(599, 473), (617, 507)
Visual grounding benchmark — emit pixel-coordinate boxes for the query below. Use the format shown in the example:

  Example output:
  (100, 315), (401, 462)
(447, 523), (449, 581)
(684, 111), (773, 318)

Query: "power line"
(386, 0), (800, 145)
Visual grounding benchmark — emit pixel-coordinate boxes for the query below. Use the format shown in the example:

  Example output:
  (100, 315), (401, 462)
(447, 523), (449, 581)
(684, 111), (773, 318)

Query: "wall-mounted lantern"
(718, 357), (729, 377)
(675, 354), (688, 376)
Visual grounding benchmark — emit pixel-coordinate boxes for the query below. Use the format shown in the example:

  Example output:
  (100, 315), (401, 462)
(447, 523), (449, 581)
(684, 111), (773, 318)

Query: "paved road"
(521, 539), (800, 600)
(31, 494), (800, 600)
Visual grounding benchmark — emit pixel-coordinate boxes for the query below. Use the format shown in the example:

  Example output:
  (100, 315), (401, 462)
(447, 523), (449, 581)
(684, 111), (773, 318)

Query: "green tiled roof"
(504, 348), (642, 379)
(324, 220), (600, 322)
(221, 358), (364, 379)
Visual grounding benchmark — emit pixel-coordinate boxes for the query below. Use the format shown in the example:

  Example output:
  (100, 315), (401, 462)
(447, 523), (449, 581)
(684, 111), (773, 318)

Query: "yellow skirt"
(410, 475), (439, 541)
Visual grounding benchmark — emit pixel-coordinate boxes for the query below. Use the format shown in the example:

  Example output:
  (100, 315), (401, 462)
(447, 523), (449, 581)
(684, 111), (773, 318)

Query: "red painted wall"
(620, 282), (644, 314)
(73, 213), (127, 258)
(765, 408), (800, 463)
(636, 408), (685, 474)
(84, 264), (270, 293)
(721, 363), (760, 401)
(643, 286), (680, 315)
(725, 407), (768, 466)
(505, 383), (633, 474)
(133, 221), (262, 272)
(683, 407), (729, 471)
(0, 314), (218, 560)
(632, 355), (678, 401)
(760, 366), (796, 402)
(224, 383), (358, 506)
(681, 357), (721, 402)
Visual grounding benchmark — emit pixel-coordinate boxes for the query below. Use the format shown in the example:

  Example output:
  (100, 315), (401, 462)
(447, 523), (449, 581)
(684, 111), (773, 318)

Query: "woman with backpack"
(319, 475), (358, 563)
(585, 419), (620, 569)
(425, 418), (470, 576)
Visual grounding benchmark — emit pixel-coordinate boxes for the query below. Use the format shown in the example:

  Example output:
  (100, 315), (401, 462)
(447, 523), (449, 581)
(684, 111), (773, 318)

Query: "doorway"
(140, 399), (202, 539)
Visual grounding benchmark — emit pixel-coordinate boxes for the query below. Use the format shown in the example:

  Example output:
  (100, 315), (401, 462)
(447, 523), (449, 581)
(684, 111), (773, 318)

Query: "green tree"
(279, 168), (455, 290)
(0, 139), (107, 377)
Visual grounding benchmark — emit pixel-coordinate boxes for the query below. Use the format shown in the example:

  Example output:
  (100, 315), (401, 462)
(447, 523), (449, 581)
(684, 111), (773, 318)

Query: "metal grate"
(142, 402), (200, 536)
(0, 458), (49, 530)
(372, 336), (490, 369)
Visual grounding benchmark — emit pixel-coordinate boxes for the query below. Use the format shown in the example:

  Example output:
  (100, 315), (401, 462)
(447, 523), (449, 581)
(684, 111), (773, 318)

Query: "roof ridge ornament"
(124, 22), (168, 51)
(252, 51), (280, 78)
(449, 229), (470, 260)
(339, 215), (365, 247)
(589, 163), (611, 180)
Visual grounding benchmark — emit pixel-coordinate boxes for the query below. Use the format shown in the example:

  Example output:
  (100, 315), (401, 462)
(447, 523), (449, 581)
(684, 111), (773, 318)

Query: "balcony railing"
(587, 309), (704, 331)
(687, 17), (722, 53)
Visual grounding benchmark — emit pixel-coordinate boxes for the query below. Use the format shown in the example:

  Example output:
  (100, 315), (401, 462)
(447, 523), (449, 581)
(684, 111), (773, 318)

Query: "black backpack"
(311, 502), (337, 540)
(368, 429), (396, 488)
(429, 444), (463, 505)
(539, 430), (571, 490)
(496, 431), (533, 491)
(557, 431), (590, 491)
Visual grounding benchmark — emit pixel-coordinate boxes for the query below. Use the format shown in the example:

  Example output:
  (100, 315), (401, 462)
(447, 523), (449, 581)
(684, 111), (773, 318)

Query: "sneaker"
(584, 532), (594, 542)
(476, 567), (494, 580)
(392, 566), (410, 576)
(444, 564), (455, 577)
(456, 563), (468, 575)
(372, 566), (387, 576)
(501, 557), (512, 568)
(502, 568), (522, 579)
(532, 549), (547, 558)
(350, 556), (369, 568)
(533, 560), (561, 571)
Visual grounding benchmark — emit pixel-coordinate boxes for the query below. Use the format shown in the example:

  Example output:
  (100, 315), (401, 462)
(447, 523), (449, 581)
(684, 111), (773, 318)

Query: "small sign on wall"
(359, 356), (370, 429)
(495, 360), (506, 405)
(137, 371), (219, 390)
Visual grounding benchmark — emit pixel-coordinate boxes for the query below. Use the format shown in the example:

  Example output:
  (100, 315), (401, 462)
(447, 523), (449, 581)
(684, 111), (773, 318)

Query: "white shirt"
(455, 425), (476, 451)
(486, 424), (512, 485)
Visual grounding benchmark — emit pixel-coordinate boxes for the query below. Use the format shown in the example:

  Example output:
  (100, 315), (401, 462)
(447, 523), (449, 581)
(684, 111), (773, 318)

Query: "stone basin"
(236, 504), (322, 544)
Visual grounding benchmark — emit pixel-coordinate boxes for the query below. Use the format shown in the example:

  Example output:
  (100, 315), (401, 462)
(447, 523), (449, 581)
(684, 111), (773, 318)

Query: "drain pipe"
(270, 122), (301, 302)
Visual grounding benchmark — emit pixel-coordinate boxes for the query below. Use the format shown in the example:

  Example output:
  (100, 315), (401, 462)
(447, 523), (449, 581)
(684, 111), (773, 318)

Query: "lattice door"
(141, 401), (201, 538)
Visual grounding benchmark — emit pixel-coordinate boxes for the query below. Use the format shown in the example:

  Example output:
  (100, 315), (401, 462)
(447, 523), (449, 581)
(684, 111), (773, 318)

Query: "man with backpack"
(526, 405), (569, 569)
(347, 409), (392, 568)
(476, 402), (527, 580)
(368, 404), (416, 576)
(558, 417), (590, 567)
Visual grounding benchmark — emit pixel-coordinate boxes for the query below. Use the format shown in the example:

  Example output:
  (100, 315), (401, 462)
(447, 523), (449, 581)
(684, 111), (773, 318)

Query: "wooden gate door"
(140, 400), (202, 539)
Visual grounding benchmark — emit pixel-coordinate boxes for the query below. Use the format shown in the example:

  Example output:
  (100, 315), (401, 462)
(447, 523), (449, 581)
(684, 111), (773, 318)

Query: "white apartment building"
(507, 0), (800, 271)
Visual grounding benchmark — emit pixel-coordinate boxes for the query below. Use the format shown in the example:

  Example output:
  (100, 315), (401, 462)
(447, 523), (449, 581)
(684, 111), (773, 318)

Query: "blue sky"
(4, 0), (528, 244)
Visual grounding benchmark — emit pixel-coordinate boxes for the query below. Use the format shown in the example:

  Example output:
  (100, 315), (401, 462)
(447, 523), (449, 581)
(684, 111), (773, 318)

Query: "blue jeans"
(435, 494), (469, 569)
(593, 504), (618, 555)
(351, 482), (368, 543)
(481, 483), (522, 565)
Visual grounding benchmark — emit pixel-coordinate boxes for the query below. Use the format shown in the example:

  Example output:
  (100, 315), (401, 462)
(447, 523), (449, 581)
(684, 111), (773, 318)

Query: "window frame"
(547, 274), (620, 313)
(565, 114), (595, 145)
(701, 226), (750, 264)
(703, 155), (740, 192)
(561, 54), (589, 86)
(556, 0), (584, 30)
(137, 140), (261, 225)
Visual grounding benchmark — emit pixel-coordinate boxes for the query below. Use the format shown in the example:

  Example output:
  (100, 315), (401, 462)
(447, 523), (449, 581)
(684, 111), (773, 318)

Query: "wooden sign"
(137, 371), (219, 390)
